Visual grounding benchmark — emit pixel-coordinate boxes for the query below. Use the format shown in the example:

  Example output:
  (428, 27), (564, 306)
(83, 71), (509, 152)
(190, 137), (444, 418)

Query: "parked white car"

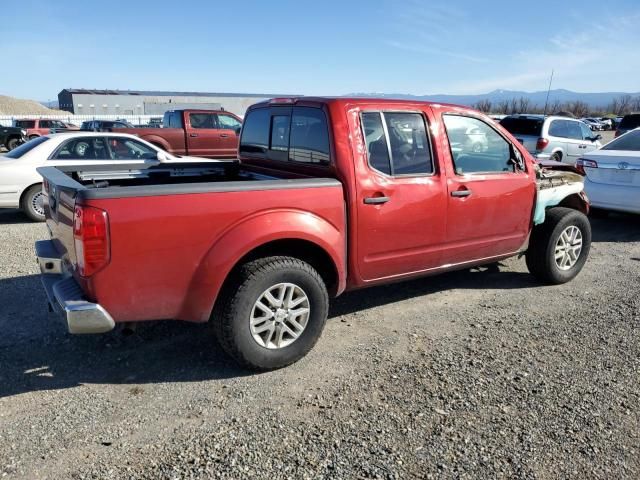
(0, 132), (217, 221)
(577, 128), (640, 214)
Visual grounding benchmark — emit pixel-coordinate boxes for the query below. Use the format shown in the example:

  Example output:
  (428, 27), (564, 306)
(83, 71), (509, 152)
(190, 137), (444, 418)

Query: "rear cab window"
(619, 114), (640, 130)
(240, 106), (331, 166)
(15, 120), (36, 129)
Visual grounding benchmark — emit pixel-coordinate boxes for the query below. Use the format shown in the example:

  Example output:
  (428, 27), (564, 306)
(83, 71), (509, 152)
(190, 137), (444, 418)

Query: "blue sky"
(4, 0), (640, 100)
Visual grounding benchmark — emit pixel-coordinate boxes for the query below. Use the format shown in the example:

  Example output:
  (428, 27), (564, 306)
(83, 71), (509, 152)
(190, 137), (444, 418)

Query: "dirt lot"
(0, 206), (638, 479)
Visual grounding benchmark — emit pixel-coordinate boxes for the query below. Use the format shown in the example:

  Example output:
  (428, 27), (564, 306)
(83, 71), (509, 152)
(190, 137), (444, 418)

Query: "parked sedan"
(0, 132), (216, 221)
(581, 118), (605, 131)
(577, 128), (640, 214)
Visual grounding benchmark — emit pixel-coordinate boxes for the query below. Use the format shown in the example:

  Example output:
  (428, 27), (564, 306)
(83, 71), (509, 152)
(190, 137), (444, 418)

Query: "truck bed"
(37, 163), (346, 324)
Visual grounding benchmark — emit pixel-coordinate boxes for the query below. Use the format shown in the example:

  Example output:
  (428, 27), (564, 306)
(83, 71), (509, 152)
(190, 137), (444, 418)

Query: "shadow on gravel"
(0, 264), (537, 399)
(0, 209), (31, 224)
(590, 213), (640, 243)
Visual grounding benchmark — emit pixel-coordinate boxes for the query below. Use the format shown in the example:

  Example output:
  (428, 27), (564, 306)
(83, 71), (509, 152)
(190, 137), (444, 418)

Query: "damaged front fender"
(534, 165), (587, 225)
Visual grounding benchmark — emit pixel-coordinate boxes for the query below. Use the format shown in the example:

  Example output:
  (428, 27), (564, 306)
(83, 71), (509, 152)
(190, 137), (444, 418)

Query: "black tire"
(526, 207), (591, 284)
(20, 184), (46, 222)
(6, 137), (20, 151)
(214, 256), (329, 370)
(549, 152), (562, 162)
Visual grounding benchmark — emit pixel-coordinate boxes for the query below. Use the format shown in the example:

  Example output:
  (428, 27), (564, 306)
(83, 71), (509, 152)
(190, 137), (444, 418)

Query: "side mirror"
(595, 134), (602, 141)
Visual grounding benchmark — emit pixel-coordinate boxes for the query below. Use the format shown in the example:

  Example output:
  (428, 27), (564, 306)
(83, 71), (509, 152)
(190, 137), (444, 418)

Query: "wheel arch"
(19, 182), (43, 206)
(179, 210), (347, 322)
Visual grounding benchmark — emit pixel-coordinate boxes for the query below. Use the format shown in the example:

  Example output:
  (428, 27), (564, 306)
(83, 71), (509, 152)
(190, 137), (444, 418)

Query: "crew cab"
(36, 97), (591, 370)
(15, 119), (79, 139)
(112, 109), (242, 158)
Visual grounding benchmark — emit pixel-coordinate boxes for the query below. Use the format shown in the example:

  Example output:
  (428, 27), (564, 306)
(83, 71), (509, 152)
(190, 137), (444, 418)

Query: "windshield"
(3, 136), (49, 159)
(602, 129), (640, 151)
(499, 117), (543, 136)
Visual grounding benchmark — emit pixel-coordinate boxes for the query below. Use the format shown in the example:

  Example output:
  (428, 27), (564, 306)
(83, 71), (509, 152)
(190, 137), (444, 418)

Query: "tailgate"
(37, 166), (82, 269)
(512, 134), (538, 154)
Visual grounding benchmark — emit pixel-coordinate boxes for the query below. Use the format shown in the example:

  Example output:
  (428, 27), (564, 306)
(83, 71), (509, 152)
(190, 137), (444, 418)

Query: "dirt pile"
(0, 95), (68, 115)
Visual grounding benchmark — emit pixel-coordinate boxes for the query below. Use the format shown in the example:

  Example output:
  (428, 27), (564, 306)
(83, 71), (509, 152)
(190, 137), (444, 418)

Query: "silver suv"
(500, 115), (602, 164)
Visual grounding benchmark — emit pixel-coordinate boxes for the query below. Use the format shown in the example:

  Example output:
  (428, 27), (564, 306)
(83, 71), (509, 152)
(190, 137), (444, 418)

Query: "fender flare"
(179, 209), (346, 322)
(139, 135), (172, 152)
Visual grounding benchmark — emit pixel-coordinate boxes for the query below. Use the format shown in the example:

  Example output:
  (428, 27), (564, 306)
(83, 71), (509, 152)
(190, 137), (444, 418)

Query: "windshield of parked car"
(3, 136), (49, 159)
(619, 114), (640, 130)
(499, 117), (543, 136)
(602, 129), (640, 151)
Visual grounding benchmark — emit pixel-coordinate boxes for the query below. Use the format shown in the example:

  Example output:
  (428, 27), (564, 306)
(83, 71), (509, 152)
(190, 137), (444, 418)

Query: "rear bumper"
(35, 239), (115, 334)
(584, 179), (640, 214)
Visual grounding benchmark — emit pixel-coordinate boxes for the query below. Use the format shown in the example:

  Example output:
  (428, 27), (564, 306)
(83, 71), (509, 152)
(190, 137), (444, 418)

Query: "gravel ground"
(0, 207), (638, 479)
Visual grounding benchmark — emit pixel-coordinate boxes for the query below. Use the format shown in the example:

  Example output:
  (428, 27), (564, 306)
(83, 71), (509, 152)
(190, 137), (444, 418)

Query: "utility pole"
(542, 69), (554, 117)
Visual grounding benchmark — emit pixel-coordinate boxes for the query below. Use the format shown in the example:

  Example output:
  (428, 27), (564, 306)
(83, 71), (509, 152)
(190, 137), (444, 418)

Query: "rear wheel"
(214, 256), (329, 370)
(526, 207), (591, 284)
(549, 152), (562, 162)
(20, 184), (46, 222)
(6, 137), (20, 151)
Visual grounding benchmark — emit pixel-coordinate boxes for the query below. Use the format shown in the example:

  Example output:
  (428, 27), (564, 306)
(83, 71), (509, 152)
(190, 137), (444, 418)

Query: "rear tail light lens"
(536, 137), (549, 151)
(576, 158), (597, 175)
(73, 205), (110, 277)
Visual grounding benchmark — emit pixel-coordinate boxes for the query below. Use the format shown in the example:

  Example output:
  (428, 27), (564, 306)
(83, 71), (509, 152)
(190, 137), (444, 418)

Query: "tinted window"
(566, 121), (582, 140)
(362, 112), (391, 175)
(270, 115), (290, 151)
(619, 114), (640, 129)
(190, 113), (216, 129)
(165, 112), (183, 129)
(239, 107), (270, 156)
(51, 137), (110, 160)
(40, 120), (51, 128)
(4, 136), (48, 159)
(548, 120), (568, 138)
(15, 120), (35, 128)
(443, 115), (513, 174)
(602, 130), (640, 151)
(289, 107), (330, 164)
(218, 114), (242, 130)
(500, 117), (543, 136)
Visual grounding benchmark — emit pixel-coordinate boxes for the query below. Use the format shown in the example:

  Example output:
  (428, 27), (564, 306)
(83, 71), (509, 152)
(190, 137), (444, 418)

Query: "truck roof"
(248, 96), (474, 112)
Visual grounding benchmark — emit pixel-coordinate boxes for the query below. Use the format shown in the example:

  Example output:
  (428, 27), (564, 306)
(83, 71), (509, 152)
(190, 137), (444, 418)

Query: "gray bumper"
(35, 240), (115, 334)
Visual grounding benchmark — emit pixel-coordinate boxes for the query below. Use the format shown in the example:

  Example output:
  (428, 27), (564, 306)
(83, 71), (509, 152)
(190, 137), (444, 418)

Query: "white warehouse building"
(57, 89), (294, 117)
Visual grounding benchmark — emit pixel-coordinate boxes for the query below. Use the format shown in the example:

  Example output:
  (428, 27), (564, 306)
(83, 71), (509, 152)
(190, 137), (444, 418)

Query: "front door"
(354, 108), (448, 281)
(186, 112), (223, 157)
(215, 113), (242, 158)
(440, 113), (536, 264)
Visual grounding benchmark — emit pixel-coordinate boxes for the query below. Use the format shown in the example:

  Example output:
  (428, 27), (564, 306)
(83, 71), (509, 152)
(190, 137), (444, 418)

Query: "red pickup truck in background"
(36, 97), (590, 370)
(113, 109), (242, 158)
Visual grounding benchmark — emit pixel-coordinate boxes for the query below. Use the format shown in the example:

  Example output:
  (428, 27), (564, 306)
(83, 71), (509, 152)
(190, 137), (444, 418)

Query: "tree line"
(473, 94), (640, 117)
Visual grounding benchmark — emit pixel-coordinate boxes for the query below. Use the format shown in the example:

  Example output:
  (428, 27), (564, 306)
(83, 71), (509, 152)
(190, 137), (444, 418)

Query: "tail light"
(576, 158), (597, 175)
(73, 205), (110, 277)
(614, 130), (621, 138)
(536, 137), (549, 151)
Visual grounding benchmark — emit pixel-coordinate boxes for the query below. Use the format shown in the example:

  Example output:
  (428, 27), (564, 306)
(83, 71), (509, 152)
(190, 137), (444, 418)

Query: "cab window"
(443, 115), (514, 174)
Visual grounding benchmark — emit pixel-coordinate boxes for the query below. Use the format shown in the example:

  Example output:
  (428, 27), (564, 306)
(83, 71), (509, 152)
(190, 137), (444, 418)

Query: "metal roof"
(60, 89), (293, 98)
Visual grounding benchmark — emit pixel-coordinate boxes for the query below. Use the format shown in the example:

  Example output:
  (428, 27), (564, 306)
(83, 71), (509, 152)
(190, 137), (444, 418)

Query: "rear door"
(499, 116), (543, 154)
(440, 113), (535, 264)
(185, 112), (224, 157)
(565, 120), (587, 162)
(547, 119), (569, 158)
(353, 107), (448, 281)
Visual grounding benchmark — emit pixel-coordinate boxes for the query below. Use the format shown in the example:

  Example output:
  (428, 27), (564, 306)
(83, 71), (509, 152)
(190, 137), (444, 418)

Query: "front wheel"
(526, 207), (591, 284)
(21, 184), (46, 222)
(214, 256), (329, 370)
(6, 137), (20, 151)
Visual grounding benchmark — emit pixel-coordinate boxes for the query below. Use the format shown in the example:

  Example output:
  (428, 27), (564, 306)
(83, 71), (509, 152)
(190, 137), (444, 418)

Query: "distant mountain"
(346, 89), (640, 108)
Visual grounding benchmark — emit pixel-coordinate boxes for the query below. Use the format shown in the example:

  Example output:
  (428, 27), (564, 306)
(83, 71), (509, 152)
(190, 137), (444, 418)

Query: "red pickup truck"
(112, 109), (242, 158)
(36, 97), (590, 370)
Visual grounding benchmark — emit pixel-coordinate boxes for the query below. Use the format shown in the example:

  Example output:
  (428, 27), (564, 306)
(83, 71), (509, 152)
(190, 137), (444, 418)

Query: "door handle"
(451, 189), (472, 198)
(220, 134), (229, 138)
(363, 196), (390, 205)
(189, 133), (198, 137)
